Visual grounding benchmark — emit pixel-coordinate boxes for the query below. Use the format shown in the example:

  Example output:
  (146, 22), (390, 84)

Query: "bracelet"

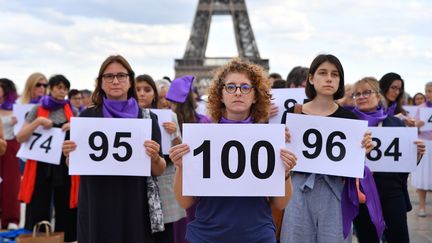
(285, 172), (292, 181)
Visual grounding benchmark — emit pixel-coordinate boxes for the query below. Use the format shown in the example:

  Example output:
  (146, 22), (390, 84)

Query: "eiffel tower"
(174, 0), (269, 84)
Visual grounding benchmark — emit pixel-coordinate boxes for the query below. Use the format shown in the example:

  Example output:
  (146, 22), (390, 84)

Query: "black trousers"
(354, 195), (409, 243)
(154, 222), (174, 243)
(24, 163), (77, 242)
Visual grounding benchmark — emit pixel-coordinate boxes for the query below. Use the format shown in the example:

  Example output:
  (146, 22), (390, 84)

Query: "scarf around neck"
(219, 116), (253, 124)
(0, 101), (14, 110)
(385, 102), (397, 116)
(352, 106), (387, 127)
(40, 95), (68, 110)
(102, 97), (139, 118)
(426, 101), (432, 108)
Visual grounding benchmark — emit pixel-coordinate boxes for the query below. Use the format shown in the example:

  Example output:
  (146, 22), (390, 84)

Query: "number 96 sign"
(182, 124), (286, 197)
(69, 117), (152, 176)
(284, 113), (368, 178)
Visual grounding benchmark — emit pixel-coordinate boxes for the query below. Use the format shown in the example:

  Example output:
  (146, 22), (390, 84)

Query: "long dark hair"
(0, 78), (18, 103)
(379, 72), (405, 114)
(173, 92), (197, 133)
(136, 74), (159, 108)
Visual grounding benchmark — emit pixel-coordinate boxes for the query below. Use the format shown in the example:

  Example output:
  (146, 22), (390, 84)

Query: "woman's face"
(221, 72), (256, 118)
(309, 61), (340, 97)
(353, 83), (380, 112)
(32, 78), (48, 99)
(136, 81), (155, 108)
(158, 88), (171, 109)
(425, 86), (432, 102)
(0, 86), (4, 102)
(50, 83), (68, 100)
(385, 80), (402, 102)
(101, 62), (131, 101)
(414, 94), (425, 106)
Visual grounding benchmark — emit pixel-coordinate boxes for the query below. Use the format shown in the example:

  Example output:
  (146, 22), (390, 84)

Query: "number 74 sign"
(17, 127), (66, 165)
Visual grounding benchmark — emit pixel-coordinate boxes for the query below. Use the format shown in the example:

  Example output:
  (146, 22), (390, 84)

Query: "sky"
(0, 0), (431, 96)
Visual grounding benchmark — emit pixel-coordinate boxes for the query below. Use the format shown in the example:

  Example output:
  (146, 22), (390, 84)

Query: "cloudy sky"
(1, 0), (431, 96)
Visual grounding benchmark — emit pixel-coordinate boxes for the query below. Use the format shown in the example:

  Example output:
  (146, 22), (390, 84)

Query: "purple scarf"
(385, 102), (397, 116)
(0, 101), (14, 110)
(352, 106), (387, 127)
(102, 97), (139, 118)
(40, 95), (68, 111)
(219, 116), (253, 124)
(30, 97), (42, 104)
(342, 166), (385, 239)
(426, 101), (432, 108)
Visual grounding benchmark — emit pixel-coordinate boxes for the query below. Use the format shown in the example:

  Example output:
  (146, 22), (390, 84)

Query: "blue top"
(186, 196), (276, 243)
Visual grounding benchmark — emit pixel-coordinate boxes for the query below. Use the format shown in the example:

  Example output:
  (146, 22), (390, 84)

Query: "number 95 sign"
(69, 117), (152, 176)
(183, 124), (286, 197)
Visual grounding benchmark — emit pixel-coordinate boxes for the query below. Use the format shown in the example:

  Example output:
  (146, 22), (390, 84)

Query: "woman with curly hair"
(169, 58), (297, 242)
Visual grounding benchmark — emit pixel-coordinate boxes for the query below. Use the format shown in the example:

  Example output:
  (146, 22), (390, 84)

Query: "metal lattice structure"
(174, 0), (269, 83)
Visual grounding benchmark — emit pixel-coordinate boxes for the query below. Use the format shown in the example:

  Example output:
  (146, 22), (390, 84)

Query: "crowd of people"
(0, 54), (430, 243)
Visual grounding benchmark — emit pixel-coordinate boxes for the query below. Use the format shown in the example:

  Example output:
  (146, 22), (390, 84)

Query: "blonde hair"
(353, 77), (385, 107)
(207, 58), (271, 123)
(21, 72), (48, 104)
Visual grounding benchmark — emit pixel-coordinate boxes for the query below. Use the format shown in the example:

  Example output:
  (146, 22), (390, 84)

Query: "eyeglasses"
(352, 90), (377, 99)
(223, 83), (255, 94)
(35, 83), (48, 88)
(101, 73), (129, 83)
(390, 85), (402, 92)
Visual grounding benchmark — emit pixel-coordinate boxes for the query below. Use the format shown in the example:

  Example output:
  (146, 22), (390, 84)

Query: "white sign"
(13, 104), (36, 135)
(403, 105), (418, 118)
(17, 127), (65, 165)
(69, 117), (152, 176)
(269, 88), (308, 124)
(183, 124), (286, 196)
(419, 108), (432, 132)
(150, 109), (173, 155)
(365, 127), (417, 172)
(285, 113), (368, 178)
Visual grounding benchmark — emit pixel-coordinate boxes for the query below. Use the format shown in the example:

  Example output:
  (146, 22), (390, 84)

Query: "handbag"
(16, 221), (64, 243)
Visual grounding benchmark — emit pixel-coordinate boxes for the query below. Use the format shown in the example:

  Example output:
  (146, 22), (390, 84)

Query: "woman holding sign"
(280, 54), (375, 243)
(63, 55), (166, 243)
(0, 78), (20, 230)
(136, 74), (186, 243)
(16, 74), (78, 242)
(170, 58), (297, 242)
(412, 81), (432, 217)
(351, 77), (425, 242)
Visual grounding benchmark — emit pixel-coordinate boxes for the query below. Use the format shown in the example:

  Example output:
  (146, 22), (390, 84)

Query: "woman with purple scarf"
(0, 78), (20, 230)
(16, 75), (78, 242)
(62, 55), (167, 243)
(351, 77), (425, 243)
(19, 72), (48, 104)
(169, 58), (297, 242)
(411, 81), (432, 217)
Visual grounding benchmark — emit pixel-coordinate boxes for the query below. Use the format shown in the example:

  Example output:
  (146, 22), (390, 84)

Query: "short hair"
(21, 72), (48, 104)
(80, 89), (92, 98)
(379, 72), (405, 114)
(353, 77), (385, 107)
(269, 73), (282, 80)
(68, 89), (81, 99)
(92, 55), (136, 107)
(0, 78), (18, 103)
(136, 74), (159, 108)
(207, 58), (271, 123)
(48, 74), (70, 90)
(287, 66), (308, 87)
(272, 79), (287, 89)
(305, 54), (345, 100)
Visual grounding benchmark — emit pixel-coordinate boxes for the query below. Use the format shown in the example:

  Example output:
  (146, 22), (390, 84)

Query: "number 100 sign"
(69, 117), (152, 176)
(182, 123), (286, 197)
